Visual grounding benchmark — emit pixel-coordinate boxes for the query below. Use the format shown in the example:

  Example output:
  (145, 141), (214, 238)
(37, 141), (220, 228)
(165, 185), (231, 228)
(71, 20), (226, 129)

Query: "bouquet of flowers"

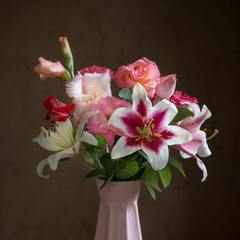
(32, 37), (218, 199)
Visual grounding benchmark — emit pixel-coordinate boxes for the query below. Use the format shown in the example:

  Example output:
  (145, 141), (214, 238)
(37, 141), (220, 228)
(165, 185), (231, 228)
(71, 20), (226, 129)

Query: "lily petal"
(198, 132), (211, 157)
(74, 131), (98, 154)
(141, 139), (168, 170)
(180, 130), (209, 158)
(196, 158), (208, 182)
(47, 147), (75, 171)
(75, 111), (99, 140)
(177, 145), (208, 181)
(36, 147), (75, 178)
(108, 108), (144, 137)
(111, 136), (141, 159)
(32, 119), (74, 151)
(149, 99), (178, 132)
(37, 159), (49, 178)
(180, 105), (211, 132)
(164, 125), (192, 145)
(132, 83), (152, 117)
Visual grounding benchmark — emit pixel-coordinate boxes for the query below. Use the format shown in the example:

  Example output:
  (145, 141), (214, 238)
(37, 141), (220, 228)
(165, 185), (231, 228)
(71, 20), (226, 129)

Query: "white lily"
(32, 111), (98, 178)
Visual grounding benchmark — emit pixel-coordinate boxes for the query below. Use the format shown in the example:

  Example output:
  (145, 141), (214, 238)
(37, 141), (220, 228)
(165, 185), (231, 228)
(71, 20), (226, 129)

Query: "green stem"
(207, 129), (219, 141)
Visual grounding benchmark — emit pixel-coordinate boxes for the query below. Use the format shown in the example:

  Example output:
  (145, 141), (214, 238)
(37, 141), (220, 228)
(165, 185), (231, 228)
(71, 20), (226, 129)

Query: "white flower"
(32, 111), (98, 178)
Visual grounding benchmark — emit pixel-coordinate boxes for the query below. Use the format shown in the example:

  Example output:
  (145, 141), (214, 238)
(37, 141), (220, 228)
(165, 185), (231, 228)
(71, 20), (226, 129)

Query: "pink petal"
(66, 73), (83, 99)
(180, 105), (211, 133)
(149, 99), (178, 132)
(108, 108), (143, 137)
(163, 125), (192, 145)
(155, 74), (176, 99)
(132, 83), (152, 117)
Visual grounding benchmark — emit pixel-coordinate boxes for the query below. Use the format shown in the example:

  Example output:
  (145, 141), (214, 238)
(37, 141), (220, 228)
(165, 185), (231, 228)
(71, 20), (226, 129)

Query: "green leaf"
(99, 152), (139, 190)
(100, 153), (115, 170)
(169, 155), (186, 177)
(141, 164), (161, 192)
(84, 143), (101, 168)
(170, 108), (194, 125)
(138, 150), (149, 161)
(159, 165), (172, 188)
(85, 169), (105, 178)
(119, 88), (132, 101)
(143, 181), (156, 200)
(116, 161), (139, 179)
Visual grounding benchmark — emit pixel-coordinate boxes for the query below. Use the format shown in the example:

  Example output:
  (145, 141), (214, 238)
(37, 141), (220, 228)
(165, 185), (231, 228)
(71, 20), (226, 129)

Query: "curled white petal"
(37, 159), (50, 178)
(196, 158), (208, 182)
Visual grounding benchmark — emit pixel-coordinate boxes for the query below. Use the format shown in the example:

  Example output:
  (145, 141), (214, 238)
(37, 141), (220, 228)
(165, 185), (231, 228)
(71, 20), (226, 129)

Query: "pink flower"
(170, 90), (198, 108)
(108, 83), (192, 170)
(114, 57), (160, 99)
(43, 96), (75, 123)
(80, 65), (114, 78)
(66, 70), (112, 121)
(34, 57), (67, 80)
(176, 104), (211, 181)
(155, 74), (177, 99)
(87, 97), (131, 146)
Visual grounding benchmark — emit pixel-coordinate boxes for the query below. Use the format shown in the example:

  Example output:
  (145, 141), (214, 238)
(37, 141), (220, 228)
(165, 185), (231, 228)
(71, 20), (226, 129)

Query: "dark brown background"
(1, 0), (239, 239)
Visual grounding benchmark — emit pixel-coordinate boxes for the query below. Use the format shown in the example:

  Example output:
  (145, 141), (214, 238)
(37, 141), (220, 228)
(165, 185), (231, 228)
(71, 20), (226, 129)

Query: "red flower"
(170, 91), (198, 107)
(43, 96), (75, 123)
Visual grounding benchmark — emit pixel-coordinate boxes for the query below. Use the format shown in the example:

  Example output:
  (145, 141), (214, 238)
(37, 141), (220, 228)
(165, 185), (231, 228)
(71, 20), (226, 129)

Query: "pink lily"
(108, 83), (192, 170)
(177, 104), (212, 181)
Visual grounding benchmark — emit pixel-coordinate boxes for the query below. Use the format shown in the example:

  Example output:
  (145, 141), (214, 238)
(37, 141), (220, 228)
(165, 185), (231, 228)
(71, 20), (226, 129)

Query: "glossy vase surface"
(94, 178), (142, 240)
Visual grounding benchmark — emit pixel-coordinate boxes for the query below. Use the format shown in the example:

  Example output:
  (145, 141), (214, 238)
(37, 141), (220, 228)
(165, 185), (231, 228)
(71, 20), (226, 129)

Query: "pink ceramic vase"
(94, 178), (142, 240)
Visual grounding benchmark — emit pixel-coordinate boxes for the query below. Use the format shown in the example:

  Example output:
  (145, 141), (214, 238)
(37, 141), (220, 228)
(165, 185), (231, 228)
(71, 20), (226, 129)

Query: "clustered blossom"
(33, 41), (214, 183)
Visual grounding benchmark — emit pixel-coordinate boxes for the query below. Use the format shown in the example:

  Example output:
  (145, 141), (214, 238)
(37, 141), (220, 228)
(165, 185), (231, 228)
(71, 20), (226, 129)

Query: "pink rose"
(155, 74), (176, 99)
(34, 57), (66, 80)
(66, 69), (112, 121)
(87, 96), (131, 146)
(114, 57), (160, 98)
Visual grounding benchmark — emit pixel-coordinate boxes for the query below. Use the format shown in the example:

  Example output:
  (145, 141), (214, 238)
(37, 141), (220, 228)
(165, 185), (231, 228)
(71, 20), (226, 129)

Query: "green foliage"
(99, 152), (139, 189)
(141, 164), (161, 200)
(168, 155), (186, 177)
(159, 165), (172, 188)
(119, 88), (132, 101)
(95, 135), (108, 151)
(170, 108), (194, 125)
(116, 161), (139, 179)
